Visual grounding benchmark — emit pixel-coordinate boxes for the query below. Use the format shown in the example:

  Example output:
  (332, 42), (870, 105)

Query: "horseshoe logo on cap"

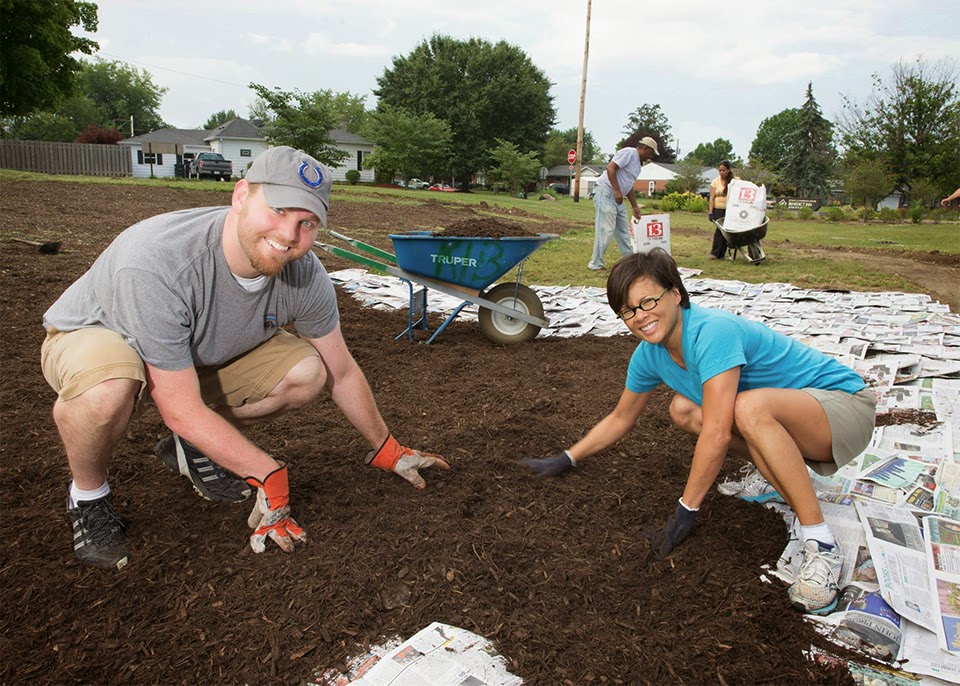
(298, 162), (323, 188)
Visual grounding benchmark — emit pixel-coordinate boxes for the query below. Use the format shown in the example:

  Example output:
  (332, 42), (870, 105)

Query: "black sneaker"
(67, 491), (131, 570)
(154, 434), (251, 503)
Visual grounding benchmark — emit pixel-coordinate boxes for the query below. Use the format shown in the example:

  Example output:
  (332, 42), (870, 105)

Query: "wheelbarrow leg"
(425, 302), (472, 345)
(394, 277), (430, 341)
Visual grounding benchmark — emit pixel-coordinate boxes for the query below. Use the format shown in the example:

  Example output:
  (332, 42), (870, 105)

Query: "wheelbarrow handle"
(313, 242), (392, 274)
(328, 231), (398, 265)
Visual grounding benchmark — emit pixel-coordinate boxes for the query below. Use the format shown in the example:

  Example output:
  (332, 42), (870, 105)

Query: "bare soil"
(3, 180), (931, 685)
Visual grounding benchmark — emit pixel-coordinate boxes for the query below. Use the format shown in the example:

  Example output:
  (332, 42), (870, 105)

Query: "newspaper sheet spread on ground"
(328, 268), (960, 684)
(308, 622), (522, 686)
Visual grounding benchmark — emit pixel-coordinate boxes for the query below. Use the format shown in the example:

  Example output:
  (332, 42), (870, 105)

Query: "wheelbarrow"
(314, 230), (557, 344)
(712, 215), (768, 264)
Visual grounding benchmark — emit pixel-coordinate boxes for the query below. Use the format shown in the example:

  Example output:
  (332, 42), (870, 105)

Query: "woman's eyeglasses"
(617, 287), (670, 321)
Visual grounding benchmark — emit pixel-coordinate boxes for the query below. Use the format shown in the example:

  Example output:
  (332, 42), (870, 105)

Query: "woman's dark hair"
(718, 160), (733, 196)
(606, 248), (690, 314)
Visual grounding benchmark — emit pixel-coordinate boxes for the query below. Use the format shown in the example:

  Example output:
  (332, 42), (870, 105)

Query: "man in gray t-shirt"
(42, 146), (449, 570)
(587, 135), (658, 271)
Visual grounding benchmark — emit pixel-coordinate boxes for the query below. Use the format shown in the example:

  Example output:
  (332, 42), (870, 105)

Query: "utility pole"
(129, 115), (134, 137)
(573, 0), (591, 203)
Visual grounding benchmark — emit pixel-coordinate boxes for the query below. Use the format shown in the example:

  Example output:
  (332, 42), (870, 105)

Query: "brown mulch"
(434, 218), (536, 238)
(0, 181), (861, 685)
(875, 409), (941, 428)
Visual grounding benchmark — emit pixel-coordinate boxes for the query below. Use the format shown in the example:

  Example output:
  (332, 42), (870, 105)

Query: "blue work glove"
(647, 499), (698, 559)
(519, 451), (575, 478)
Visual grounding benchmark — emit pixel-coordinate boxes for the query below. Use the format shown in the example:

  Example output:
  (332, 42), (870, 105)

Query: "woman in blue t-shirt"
(522, 248), (876, 615)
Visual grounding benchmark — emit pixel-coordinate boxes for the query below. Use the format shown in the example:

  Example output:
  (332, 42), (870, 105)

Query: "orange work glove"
(366, 434), (449, 490)
(244, 462), (306, 553)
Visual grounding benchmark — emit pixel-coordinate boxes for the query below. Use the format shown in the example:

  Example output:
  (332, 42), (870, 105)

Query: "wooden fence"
(0, 140), (131, 177)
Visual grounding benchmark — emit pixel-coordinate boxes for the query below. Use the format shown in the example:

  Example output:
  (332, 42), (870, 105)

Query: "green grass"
(4, 171), (956, 296)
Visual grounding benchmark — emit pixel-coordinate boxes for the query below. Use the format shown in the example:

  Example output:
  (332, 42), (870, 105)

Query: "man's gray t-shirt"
(596, 146), (641, 196)
(43, 206), (339, 371)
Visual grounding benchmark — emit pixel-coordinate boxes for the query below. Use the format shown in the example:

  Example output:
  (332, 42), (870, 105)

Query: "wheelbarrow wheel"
(478, 283), (544, 344)
(747, 242), (765, 264)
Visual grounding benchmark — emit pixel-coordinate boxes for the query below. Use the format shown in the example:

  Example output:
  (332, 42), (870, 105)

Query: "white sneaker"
(717, 464), (783, 503)
(788, 540), (843, 614)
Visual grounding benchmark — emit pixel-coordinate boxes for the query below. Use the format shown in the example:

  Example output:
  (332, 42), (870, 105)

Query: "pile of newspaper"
(309, 622), (522, 686)
(330, 268), (960, 684)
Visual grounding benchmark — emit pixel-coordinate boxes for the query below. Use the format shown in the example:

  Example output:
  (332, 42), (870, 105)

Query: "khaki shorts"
(41, 327), (318, 409)
(803, 387), (877, 476)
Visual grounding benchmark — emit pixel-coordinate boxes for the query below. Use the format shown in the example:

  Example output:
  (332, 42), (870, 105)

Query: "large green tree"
(616, 104), (676, 161)
(363, 105), (452, 184)
(543, 127), (602, 167)
(749, 108), (802, 171)
(684, 138), (740, 167)
(782, 83), (837, 198)
(6, 59), (167, 141)
(327, 91), (369, 136)
(839, 57), (960, 198)
(487, 138), (542, 194)
(0, 0), (98, 117)
(202, 109), (238, 129)
(249, 84), (350, 167)
(843, 158), (895, 221)
(374, 34), (555, 190)
(670, 157), (709, 193)
(81, 59), (167, 134)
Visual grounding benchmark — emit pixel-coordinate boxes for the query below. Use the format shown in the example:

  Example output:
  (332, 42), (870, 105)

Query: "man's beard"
(237, 207), (298, 277)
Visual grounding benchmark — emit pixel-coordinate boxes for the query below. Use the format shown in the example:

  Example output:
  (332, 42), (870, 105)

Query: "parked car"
(548, 182), (569, 195)
(189, 152), (232, 181)
(428, 183), (456, 192)
(407, 178), (430, 189)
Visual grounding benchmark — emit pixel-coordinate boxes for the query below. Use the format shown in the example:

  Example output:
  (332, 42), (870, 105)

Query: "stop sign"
(567, 149), (577, 164)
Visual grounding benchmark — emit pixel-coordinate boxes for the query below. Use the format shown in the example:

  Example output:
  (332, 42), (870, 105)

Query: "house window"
(240, 149), (251, 157)
(648, 181), (655, 196)
(356, 150), (364, 171)
(139, 151), (157, 164)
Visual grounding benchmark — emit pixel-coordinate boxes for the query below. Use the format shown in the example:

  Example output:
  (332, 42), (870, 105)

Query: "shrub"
(879, 207), (900, 223)
(929, 207), (951, 224)
(771, 206), (788, 220)
(861, 207), (877, 222)
(841, 205), (859, 221)
(797, 206), (814, 220)
(660, 191), (707, 213)
(686, 195), (708, 213)
(909, 202), (925, 224)
(345, 169), (361, 185)
(825, 206), (845, 222)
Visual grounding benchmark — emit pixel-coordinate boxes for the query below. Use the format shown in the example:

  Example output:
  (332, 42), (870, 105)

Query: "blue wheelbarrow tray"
(388, 231), (555, 290)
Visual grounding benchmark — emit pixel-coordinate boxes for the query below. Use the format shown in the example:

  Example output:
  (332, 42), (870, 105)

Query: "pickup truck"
(189, 153), (232, 181)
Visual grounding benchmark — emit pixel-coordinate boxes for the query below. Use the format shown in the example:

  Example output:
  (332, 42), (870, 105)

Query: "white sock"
(800, 522), (836, 549)
(69, 480), (111, 509)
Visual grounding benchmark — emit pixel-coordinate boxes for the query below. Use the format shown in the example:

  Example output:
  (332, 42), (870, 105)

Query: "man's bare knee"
(271, 355), (325, 408)
(54, 378), (139, 427)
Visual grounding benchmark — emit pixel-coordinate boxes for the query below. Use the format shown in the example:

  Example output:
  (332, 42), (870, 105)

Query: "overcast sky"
(79, 0), (958, 164)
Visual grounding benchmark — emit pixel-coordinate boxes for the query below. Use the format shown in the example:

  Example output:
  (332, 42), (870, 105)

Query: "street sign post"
(567, 149), (577, 164)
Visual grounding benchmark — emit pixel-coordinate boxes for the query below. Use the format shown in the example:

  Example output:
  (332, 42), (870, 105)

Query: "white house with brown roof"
(119, 118), (375, 181)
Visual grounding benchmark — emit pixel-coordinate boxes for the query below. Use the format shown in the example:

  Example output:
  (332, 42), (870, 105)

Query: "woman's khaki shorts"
(41, 327), (318, 409)
(804, 387), (878, 476)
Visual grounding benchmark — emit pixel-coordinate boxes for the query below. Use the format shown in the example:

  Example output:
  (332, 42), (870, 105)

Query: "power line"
(95, 52), (250, 89)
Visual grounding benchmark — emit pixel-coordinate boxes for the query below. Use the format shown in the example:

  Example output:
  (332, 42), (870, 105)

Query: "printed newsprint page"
(924, 516), (960, 655)
(347, 622), (523, 686)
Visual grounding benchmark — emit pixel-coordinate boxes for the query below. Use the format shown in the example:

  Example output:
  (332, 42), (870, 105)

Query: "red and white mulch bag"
(723, 180), (767, 232)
